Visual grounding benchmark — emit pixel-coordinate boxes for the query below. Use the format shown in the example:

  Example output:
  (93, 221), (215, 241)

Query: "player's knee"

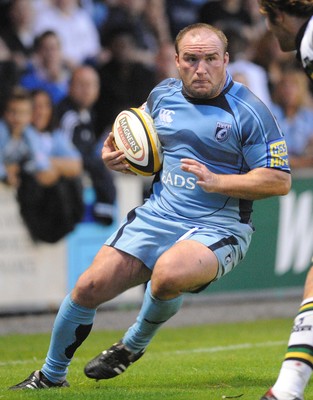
(151, 272), (179, 299)
(72, 274), (101, 308)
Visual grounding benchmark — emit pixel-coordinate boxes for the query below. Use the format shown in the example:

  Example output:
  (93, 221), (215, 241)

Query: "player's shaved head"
(175, 23), (228, 55)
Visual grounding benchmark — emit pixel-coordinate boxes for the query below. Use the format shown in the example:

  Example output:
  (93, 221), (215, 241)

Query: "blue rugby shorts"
(105, 202), (253, 281)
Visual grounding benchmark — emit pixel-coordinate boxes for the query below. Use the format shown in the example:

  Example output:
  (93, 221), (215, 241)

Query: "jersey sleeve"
(229, 85), (290, 173)
(241, 106), (290, 172)
(145, 78), (181, 115)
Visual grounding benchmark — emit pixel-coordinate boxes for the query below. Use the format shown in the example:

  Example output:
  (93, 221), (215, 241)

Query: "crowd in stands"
(0, 0), (313, 241)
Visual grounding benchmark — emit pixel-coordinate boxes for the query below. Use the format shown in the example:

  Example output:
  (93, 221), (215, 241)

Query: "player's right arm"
(101, 132), (136, 175)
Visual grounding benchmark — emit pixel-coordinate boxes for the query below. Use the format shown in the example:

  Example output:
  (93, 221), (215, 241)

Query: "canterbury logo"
(159, 108), (175, 124)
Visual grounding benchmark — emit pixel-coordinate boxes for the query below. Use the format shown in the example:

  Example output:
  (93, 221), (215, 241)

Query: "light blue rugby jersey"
(144, 75), (290, 225)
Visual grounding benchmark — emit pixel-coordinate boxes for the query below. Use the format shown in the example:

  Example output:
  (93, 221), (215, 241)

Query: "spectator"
(154, 41), (180, 84)
(95, 29), (156, 134)
(31, 89), (82, 186)
(0, 38), (19, 117)
(0, 86), (84, 243)
(241, 0), (267, 41)
(32, 0), (51, 12)
(0, 0), (36, 73)
(25, 89), (84, 242)
(19, 30), (71, 105)
(99, 0), (164, 69)
(33, 0), (101, 68)
(226, 28), (272, 107)
(271, 68), (313, 169)
(57, 65), (116, 226)
(251, 30), (295, 94)
(144, 0), (172, 48)
(0, 87), (45, 188)
(80, 0), (109, 30)
(198, 0), (252, 32)
(165, 0), (201, 40)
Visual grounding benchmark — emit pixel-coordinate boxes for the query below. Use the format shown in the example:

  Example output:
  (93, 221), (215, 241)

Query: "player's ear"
(274, 9), (285, 23)
(175, 53), (180, 69)
(224, 52), (229, 65)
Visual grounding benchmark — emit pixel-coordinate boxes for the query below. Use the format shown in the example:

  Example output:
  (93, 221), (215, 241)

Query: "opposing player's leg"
(84, 239), (220, 380)
(10, 245), (151, 390)
(261, 262), (313, 400)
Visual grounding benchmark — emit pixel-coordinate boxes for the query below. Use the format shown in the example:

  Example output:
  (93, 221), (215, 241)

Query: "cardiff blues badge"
(215, 122), (232, 143)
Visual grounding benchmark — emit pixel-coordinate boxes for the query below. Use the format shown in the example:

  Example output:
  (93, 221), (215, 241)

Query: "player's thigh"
(73, 245), (151, 307)
(151, 239), (218, 296)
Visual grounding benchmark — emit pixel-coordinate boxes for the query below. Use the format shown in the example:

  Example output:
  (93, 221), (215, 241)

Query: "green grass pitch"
(1, 318), (313, 399)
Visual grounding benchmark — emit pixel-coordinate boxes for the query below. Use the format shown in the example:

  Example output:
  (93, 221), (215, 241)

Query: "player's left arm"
(180, 159), (291, 200)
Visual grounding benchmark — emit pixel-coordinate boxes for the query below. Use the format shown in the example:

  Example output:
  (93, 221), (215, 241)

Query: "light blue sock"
(41, 293), (96, 383)
(123, 281), (184, 353)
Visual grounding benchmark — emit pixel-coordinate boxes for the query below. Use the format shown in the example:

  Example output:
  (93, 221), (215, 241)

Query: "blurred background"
(0, 0), (312, 318)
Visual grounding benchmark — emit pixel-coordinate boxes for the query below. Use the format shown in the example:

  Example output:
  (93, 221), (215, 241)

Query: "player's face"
(175, 28), (229, 99)
(263, 13), (297, 52)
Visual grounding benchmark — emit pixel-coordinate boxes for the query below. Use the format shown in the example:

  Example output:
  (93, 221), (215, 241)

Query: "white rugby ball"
(112, 108), (163, 176)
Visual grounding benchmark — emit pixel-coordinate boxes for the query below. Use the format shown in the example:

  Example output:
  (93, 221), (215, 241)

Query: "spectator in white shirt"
(33, 0), (101, 68)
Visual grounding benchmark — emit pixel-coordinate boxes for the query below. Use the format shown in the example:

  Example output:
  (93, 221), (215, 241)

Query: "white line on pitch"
(171, 340), (287, 355)
(0, 341), (287, 367)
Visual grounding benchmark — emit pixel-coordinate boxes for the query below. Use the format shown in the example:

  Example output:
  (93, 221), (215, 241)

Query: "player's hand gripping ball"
(112, 108), (163, 176)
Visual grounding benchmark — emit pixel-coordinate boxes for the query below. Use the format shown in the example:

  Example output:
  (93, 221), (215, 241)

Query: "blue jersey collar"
(182, 72), (234, 105)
